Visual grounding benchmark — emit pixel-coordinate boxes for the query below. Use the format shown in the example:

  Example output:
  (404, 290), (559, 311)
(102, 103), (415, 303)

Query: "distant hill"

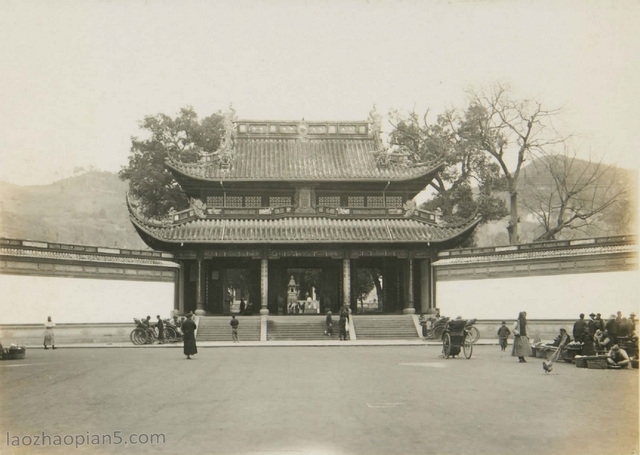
(472, 157), (638, 246)
(0, 163), (636, 250)
(0, 171), (148, 250)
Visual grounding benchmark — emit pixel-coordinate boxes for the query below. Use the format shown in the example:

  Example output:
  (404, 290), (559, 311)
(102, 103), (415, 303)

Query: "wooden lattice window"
(206, 196), (224, 208)
(347, 196), (364, 207)
(244, 196), (262, 208)
(269, 196), (292, 207)
(226, 196), (243, 207)
(318, 196), (340, 207)
(366, 196), (384, 208)
(385, 196), (402, 208)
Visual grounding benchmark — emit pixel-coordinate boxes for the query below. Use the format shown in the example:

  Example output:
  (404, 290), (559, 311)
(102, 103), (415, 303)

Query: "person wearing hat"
(595, 313), (605, 333)
(182, 312), (198, 359)
(607, 344), (630, 369)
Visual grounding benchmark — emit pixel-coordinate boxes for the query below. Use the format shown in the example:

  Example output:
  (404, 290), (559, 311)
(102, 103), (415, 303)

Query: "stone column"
(420, 259), (430, 313)
(195, 259), (205, 316)
(177, 261), (185, 315)
(260, 259), (269, 315)
(342, 259), (351, 308)
(403, 258), (416, 314)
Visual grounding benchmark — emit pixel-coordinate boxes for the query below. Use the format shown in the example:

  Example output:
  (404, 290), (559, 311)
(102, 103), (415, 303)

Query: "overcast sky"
(0, 0), (638, 185)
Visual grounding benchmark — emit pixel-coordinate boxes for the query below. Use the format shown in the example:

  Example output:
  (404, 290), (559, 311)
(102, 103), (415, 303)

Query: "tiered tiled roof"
(128, 213), (480, 245)
(166, 119), (443, 182)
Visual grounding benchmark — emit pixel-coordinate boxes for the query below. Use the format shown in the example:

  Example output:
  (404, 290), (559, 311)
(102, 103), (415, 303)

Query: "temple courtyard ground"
(1, 345), (637, 455)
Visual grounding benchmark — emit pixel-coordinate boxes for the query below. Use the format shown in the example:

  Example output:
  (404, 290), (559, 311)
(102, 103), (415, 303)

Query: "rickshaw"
(441, 319), (475, 359)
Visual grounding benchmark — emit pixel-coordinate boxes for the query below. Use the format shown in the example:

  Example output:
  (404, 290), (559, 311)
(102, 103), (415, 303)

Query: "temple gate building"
(127, 110), (480, 317)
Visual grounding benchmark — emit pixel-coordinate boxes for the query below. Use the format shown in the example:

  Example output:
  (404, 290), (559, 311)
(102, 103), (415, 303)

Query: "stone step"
(197, 317), (261, 342)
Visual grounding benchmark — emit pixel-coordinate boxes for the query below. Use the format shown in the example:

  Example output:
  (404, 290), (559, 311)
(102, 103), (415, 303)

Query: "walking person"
(497, 321), (511, 351)
(156, 315), (165, 344)
(43, 316), (56, 350)
(325, 311), (333, 336)
(230, 315), (239, 343)
(512, 311), (531, 362)
(182, 312), (198, 359)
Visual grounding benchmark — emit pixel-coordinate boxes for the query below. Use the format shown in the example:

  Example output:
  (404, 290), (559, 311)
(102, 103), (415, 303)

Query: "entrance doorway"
(354, 267), (384, 313)
(284, 268), (321, 314)
(269, 258), (341, 315)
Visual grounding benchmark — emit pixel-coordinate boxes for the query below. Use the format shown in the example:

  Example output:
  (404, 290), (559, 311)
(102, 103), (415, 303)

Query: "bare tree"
(523, 149), (627, 241)
(461, 84), (566, 244)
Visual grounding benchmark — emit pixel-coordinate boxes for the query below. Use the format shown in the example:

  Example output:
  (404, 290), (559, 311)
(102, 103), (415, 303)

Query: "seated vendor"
(607, 344), (631, 369)
(594, 329), (612, 352)
(550, 328), (571, 347)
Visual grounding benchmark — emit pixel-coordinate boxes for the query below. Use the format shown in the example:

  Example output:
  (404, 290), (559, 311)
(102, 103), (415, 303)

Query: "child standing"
(497, 321), (511, 351)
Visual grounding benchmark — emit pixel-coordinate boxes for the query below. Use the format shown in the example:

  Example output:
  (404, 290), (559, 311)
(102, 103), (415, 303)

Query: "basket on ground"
(8, 346), (26, 360)
(575, 356), (588, 368)
(586, 356), (608, 369)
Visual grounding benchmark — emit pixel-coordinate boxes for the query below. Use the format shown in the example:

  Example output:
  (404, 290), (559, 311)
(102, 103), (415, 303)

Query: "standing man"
(587, 313), (598, 336)
(43, 316), (56, 350)
(156, 315), (165, 344)
(230, 315), (239, 343)
(182, 313), (198, 360)
(497, 321), (511, 351)
(573, 314), (587, 342)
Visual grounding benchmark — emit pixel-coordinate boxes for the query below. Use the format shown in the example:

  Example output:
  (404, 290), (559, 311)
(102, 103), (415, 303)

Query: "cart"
(442, 319), (474, 359)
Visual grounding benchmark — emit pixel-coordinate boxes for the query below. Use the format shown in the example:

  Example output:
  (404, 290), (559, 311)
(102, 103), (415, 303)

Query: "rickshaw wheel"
(130, 328), (146, 345)
(467, 326), (480, 344)
(165, 326), (177, 342)
(463, 333), (473, 359)
(442, 332), (452, 359)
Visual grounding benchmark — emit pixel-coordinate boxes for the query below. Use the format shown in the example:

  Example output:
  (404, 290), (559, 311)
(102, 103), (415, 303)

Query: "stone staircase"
(196, 316), (261, 342)
(267, 316), (336, 341)
(352, 315), (419, 340)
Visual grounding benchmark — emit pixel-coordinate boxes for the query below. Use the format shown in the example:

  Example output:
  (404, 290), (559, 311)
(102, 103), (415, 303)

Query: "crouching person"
(607, 344), (631, 369)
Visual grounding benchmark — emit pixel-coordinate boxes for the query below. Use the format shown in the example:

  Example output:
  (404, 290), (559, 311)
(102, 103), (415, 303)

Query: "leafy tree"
(389, 108), (508, 225)
(355, 268), (378, 312)
(119, 107), (224, 219)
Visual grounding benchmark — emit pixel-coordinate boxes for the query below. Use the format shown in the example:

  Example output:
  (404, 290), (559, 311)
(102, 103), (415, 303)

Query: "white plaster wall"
(0, 274), (175, 324)
(436, 270), (640, 320)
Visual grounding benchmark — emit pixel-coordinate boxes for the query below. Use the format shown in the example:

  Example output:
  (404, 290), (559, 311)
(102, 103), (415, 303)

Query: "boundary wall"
(1, 235), (637, 345)
(0, 238), (179, 345)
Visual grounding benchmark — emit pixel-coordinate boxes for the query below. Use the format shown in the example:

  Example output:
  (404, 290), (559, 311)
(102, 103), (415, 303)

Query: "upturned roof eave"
(165, 159), (444, 184)
(127, 210), (481, 248)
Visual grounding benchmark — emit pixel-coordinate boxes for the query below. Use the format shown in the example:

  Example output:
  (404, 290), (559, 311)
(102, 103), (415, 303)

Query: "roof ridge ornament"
(190, 197), (207, 219)
(218, 105), (237, 171)
(368, 104), (382, 139)
(297, 119), (309, 142)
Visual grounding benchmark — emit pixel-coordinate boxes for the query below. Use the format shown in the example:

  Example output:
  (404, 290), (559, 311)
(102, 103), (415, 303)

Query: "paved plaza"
(1, 345), (637, 455)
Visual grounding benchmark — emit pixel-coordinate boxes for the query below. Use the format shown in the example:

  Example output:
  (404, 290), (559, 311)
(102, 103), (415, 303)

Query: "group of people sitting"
(545, 311), (637, 368)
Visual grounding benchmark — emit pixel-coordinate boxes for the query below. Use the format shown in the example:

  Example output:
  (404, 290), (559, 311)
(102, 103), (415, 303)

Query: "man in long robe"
(182, 313), (198, 359)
